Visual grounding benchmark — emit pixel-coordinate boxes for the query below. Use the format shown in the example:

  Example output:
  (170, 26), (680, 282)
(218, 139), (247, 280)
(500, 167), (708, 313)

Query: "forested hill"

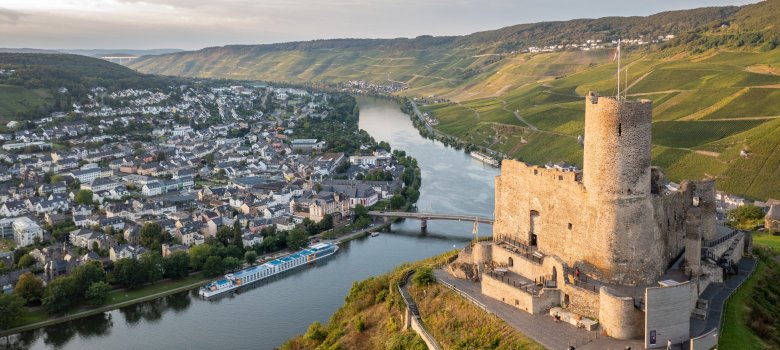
(0, 53), (172, 92)
(0, 53), (175, 121)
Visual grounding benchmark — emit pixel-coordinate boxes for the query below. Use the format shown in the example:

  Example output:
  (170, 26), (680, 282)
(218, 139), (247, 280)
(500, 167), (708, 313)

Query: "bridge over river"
(368, 211), (494, 231)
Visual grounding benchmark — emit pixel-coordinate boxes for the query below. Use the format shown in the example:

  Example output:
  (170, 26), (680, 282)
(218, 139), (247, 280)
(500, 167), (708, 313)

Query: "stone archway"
(508, 257), (514, 267)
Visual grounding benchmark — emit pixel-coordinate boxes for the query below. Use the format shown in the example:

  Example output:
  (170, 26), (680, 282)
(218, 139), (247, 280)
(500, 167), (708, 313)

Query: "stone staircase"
(692, 298), (709, 321)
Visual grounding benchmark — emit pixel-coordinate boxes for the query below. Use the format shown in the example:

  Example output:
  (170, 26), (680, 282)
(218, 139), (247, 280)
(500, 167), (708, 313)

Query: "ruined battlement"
(500, 160), (583, 185)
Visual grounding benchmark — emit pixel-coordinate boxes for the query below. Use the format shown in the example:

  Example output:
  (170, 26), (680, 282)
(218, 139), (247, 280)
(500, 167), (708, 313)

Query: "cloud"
(0, 7), (25, 23)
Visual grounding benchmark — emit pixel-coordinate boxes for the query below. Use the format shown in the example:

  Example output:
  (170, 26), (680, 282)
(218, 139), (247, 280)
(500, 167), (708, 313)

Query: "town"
(0, 82), (421, 317)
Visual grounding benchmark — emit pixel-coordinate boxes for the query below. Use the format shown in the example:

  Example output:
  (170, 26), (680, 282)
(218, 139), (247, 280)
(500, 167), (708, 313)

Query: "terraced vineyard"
(126, 0), (780, 199)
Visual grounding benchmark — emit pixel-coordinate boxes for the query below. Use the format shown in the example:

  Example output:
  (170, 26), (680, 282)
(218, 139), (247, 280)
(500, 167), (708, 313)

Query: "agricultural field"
(651, 120), (766, 149)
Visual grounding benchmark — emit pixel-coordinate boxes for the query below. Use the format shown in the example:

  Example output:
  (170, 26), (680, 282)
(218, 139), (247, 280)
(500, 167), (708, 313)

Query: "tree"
(140, 252), (164, 284)
(232, 220), (244, 250)
(139, 222), (163, 249)
(727, 205), (766, 230)
(222, 256), (242, 272)
(216, 226), (233, 246)
(202, 256), (224, 277)
(14, 273), (44, 304)
(389, 194), (406, 209)
(189, 244), (212, 270)
(353, 204), (369, 220)
(17, 253), (36, 268)
(113, 258), (147, 289)
(70, 261), (106, 297)
(84, 281), (111, 305)
(74, 189), (94, 205)
(413, 267), (434, 287)
(0, 294), (24, 330)
(244, 250), (257, 265)
(42, 283), (71, 314)
(163, 251), (190, 279)
(287, 229), (309, 250)
(319, 214), (334, 231)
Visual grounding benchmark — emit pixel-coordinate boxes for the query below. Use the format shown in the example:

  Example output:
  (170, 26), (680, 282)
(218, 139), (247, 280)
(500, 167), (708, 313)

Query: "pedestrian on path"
(575, 267), (580, 280)
(667, 339), (672, 350)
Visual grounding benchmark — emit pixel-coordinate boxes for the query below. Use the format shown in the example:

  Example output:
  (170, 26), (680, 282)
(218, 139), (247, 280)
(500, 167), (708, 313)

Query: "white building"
(69, 167), (113, 184)
(12, 217), (43, 247)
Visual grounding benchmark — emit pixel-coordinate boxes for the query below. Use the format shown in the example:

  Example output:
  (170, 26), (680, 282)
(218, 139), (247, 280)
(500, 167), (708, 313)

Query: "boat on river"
(469, 151), (500, 167)
(199, 242), (339, 298)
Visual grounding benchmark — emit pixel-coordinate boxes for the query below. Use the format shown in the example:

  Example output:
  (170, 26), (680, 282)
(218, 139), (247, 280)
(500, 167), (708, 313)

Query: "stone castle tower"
(581, 92), (664, 282)
(491, 91), (718, 284)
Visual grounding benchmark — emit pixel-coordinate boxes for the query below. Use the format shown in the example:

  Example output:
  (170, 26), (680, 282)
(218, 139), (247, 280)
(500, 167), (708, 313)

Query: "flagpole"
(617, 40), (621, 100)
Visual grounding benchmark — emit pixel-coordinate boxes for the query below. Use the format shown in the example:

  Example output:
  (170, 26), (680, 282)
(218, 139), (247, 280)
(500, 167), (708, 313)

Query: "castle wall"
(472, 241), (492, 265)
(561, 284), (600, 319)
(493, 161), (590, 270)
(491, 244), (548, 280)
(599, 287), (644, 339)
(481, 273), (536, 313)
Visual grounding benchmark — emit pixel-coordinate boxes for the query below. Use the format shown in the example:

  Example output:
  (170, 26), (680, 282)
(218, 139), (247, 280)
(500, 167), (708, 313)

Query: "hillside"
(115, 1), (780, 199)
(0, 53), (175, 121)
(280, 251), (543, 350)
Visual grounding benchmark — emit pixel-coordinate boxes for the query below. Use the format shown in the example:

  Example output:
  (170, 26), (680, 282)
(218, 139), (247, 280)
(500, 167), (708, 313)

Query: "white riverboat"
(469, 151), (500, 167)
(198, 242), (339, 298)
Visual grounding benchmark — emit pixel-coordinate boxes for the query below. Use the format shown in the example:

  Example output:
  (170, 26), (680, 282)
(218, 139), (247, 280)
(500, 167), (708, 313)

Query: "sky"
(0, 0), (760, 50)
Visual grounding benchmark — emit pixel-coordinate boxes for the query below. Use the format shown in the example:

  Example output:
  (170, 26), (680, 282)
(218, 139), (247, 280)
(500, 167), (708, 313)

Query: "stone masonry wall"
(599, 287), (644, 339)
(561, 284), (600, 319)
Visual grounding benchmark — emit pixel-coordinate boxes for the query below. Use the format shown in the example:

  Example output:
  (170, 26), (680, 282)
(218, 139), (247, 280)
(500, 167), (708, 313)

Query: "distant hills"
(0, 48), (183, 57)
(59, 49), (184, 57)
(3, 1), (779, 199)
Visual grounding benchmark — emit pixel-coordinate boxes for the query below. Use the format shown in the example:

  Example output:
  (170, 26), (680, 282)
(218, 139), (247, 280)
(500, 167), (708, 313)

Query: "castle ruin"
(448, 92), (750, 348)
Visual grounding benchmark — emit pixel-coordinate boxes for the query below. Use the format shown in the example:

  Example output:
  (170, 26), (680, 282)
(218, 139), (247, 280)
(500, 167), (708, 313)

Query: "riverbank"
(1, 220), (395, 337)
(1, 273), (211, 337)
(400, 98), (505, 163)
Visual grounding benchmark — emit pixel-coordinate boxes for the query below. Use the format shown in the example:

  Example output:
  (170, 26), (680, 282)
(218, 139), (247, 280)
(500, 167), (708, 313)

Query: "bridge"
(368, 211), (494, 231)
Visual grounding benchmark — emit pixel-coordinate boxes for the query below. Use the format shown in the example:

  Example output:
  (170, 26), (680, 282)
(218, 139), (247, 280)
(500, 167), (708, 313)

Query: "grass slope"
(0, 84), (51, 121)
(280, 251), (542, 350)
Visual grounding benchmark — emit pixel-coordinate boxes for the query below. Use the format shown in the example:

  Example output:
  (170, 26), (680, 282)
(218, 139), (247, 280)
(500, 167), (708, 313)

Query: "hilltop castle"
(449, 92), (749, 347)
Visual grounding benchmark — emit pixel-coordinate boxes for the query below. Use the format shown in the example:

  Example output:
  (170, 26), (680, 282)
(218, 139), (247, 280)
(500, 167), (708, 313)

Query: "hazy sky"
(0, 0), (759, 50)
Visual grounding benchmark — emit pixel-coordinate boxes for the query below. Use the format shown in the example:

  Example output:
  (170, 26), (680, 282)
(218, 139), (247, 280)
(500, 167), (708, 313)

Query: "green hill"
(0, 53), (174, 121)
(124, 1), (780, 199)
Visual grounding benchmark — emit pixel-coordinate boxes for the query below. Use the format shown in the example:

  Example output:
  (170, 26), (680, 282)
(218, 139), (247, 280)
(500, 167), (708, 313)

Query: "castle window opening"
(508, 257), (514, 267)
(618, 123), (622, 136)
(568, 223), (573, 230)
(530, 210), (540, 247)
(534, 169), (538, 175)
(558, 175), (563, 181)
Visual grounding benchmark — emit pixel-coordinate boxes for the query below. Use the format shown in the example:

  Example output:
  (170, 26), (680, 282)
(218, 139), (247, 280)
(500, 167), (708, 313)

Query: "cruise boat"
(469, 151), (500, 167)
(198, 242), (339, 298)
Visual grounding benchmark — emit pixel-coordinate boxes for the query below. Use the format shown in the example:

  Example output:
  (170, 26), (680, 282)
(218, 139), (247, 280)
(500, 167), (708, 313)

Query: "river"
(6, 96), (500, 350)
